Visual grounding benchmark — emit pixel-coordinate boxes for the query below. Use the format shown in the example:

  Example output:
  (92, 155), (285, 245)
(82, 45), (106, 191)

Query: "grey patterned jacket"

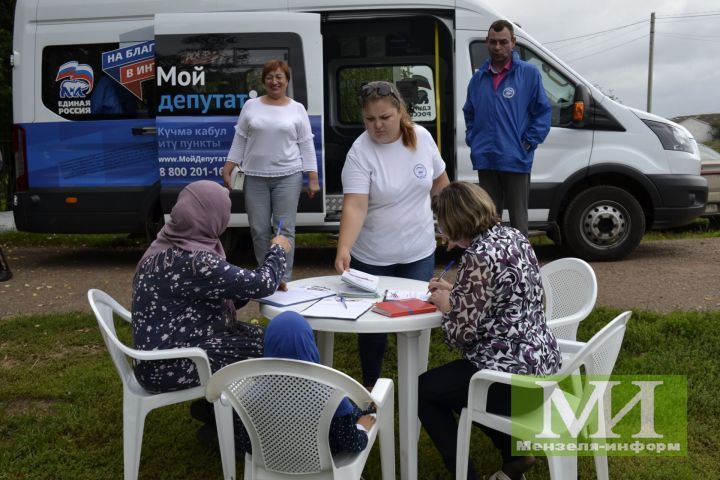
(442, 223), (562, 375)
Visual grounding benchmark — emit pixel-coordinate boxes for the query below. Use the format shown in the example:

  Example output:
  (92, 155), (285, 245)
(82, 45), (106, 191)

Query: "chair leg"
(244, 452), (253, 480)
(594, 454), (609, 480)
(214, 397), (236, 480)
(123, 394), (147, 480)
(378, 389), (395, 480)
(546, 455), (577, 480)
(455, 409), (471, 480)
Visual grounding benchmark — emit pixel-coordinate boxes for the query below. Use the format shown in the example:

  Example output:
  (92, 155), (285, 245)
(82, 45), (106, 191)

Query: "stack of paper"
(257, 286), (335, 307)
(384, 289), (431, 301)
(340, 269), (379, 293)
(337, 284), (381, 299)
(301, 297), (375, 320)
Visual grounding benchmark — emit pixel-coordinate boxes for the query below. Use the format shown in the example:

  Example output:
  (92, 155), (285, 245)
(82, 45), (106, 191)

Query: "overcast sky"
(482, 0), (720, 119)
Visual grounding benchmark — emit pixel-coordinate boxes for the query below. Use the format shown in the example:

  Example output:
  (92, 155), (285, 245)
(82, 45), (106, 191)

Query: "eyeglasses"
(359, 82), (398, 99)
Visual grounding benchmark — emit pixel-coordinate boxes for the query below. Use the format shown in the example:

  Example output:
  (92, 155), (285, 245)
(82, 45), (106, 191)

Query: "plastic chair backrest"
(88, 288), (136, 387)
(206, 358), (373, 475)
(559, 311), (631, 378)
(542, 258), (598, 340)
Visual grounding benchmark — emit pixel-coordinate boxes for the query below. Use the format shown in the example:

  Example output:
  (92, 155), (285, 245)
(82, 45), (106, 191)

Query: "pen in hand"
(276, 217), (285, 236)
(427, 259), (456, 295)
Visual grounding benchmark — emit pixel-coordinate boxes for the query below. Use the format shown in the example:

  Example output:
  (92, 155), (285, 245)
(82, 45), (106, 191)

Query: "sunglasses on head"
(359, 82), (397, 99)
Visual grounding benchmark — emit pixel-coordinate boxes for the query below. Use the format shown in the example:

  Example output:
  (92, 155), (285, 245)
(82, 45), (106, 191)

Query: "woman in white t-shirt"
(334, 80), (450, 388)
(222, 60), (320, 287)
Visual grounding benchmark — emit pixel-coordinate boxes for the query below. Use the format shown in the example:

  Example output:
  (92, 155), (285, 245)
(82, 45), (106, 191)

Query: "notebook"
(372, 298), (437, 317)
(340, 269), (379, 293)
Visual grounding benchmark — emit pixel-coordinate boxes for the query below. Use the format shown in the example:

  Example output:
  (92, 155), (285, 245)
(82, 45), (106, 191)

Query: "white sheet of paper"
(301, 297), (375, 320)
(257, 286), (335, 307)
(384, 289), (431, 301)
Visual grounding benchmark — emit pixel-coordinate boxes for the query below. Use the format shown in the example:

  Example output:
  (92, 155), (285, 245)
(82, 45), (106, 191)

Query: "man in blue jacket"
(463, 19), (551, 236)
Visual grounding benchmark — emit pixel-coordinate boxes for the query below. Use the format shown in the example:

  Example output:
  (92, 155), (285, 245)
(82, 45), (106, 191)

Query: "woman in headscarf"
(231, 311), (376, 456)
(131, 180), (291, 393)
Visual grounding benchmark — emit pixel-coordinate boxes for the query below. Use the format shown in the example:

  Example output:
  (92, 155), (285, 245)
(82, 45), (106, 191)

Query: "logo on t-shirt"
(413, 164), (428, 179)
(503, 87), (515, 99)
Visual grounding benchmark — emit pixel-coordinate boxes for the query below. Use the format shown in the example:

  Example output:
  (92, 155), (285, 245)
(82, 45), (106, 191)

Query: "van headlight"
(642, 119), (696, 153)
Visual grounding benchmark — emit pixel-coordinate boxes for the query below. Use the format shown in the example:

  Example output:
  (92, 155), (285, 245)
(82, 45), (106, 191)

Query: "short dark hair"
(432, 182), (500, 241)
(489, 19), (514, 37)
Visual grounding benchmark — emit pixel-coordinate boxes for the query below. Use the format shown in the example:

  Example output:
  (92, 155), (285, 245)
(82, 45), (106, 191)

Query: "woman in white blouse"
(222, 59), (319, 287)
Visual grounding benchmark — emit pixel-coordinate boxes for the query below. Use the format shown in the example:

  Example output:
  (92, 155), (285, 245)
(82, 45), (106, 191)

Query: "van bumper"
(647, 174), (708, 228)
(12, 185), (160, 234)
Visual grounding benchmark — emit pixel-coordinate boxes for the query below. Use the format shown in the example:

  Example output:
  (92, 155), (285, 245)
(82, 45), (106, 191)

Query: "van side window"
(155, 33), (297, 116)
(469, 41), (578, 128)
(337, 65), (437, 124)
(42, 44), (155, 120)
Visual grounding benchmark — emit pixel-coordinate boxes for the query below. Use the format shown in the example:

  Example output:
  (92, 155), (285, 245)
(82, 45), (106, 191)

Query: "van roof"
(32, 0), (498, 22)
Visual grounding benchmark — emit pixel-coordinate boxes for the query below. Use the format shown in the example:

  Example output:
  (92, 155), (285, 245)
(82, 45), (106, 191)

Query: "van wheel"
(562, 186), (645, 261)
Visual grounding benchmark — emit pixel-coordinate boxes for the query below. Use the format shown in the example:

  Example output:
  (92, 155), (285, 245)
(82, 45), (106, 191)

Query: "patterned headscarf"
(264, 311), (354, 416)
(139, 180), (230, 265)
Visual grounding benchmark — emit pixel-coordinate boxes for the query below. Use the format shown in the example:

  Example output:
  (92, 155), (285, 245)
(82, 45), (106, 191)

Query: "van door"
(153, 12), (324, 227)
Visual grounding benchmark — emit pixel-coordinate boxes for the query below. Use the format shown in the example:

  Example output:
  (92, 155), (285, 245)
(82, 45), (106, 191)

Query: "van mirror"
(572, 84), (590, 127)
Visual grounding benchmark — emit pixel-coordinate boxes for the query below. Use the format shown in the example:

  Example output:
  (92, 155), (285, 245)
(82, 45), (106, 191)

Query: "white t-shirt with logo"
(342, 125), (446, 266)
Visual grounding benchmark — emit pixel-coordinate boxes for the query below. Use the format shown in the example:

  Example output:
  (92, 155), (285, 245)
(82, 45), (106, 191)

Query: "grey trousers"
(477, 170), (530, 236)
(244, 172), (303, 281)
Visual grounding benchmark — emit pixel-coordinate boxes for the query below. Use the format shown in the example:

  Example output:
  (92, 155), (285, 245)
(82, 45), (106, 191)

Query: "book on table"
(372, 298), (437, 317)
(340, 268), (379, 293)
(337, 284), (382, 299)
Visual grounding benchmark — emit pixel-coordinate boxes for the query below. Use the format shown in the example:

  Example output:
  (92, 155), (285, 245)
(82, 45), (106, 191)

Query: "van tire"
(562, 185), (645, 261)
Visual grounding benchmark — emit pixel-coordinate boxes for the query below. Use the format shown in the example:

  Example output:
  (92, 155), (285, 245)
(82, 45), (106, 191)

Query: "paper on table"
(257, 285), (335, 307)
(384, 289), (431, 301)
(340, 269), (379, 293)
(301, 297), (375, 320)
(337, 284), (382, 298)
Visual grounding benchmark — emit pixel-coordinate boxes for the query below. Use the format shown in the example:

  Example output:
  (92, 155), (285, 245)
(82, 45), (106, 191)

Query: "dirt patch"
(1, 237), (719, 319)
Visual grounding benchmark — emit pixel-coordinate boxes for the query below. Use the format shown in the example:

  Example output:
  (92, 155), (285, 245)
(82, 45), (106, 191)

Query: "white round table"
(259, 275), (443, 480)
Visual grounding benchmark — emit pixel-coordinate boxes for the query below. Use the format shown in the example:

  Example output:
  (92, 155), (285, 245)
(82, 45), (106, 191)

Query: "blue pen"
(337, 296), (348, 309)
(428, 259), (456, 294)
(276, 217), (285, 236)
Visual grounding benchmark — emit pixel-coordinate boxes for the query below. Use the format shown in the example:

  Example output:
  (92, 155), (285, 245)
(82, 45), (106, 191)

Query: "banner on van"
(101, 41), (156, 100)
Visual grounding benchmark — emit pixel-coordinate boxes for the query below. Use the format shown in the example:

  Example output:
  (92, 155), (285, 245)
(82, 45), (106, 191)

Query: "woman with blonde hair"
(419, 182), (561, 480)
(334, 80), (450, 388)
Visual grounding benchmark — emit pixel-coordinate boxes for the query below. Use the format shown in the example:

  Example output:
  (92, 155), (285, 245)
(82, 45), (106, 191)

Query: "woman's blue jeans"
(350, 252), (435, 387)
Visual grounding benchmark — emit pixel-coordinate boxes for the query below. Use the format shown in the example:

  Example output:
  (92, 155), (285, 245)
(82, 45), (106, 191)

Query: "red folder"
(372, 299), (437, 317)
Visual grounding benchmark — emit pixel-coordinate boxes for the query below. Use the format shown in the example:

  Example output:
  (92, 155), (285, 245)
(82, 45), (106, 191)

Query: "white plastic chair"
(541, 258), (598, 341)
(455, 311), (632, 480)
(206, 357), (395, 480)
(87, 289), (235, 480)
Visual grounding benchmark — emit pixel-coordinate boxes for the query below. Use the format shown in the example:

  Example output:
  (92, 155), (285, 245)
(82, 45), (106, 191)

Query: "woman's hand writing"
(429, 289), (451, 313)
(428, 278), (453, 292)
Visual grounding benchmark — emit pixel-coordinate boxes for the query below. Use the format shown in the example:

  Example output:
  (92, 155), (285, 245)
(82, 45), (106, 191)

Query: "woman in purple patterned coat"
(418, 181), (561, 480)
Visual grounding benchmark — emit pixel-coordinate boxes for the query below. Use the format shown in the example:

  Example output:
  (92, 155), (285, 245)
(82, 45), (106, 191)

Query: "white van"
(11, 0), (707, 260)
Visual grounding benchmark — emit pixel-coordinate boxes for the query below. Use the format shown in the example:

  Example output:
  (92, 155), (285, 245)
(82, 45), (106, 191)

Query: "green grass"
(1, 307), (718, 479)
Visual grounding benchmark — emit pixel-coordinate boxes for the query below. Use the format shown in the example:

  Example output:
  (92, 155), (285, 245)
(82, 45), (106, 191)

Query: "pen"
(427, 259), (456, 295)
(338, 296), (348, 309)
(276, 217), (285, 236)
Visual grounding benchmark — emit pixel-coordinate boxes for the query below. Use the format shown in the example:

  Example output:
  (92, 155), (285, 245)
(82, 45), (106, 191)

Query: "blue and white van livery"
(11, 0), (707, 260)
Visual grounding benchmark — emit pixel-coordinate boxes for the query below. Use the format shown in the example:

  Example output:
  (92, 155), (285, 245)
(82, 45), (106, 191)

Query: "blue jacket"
(463, 51), (552, 173)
